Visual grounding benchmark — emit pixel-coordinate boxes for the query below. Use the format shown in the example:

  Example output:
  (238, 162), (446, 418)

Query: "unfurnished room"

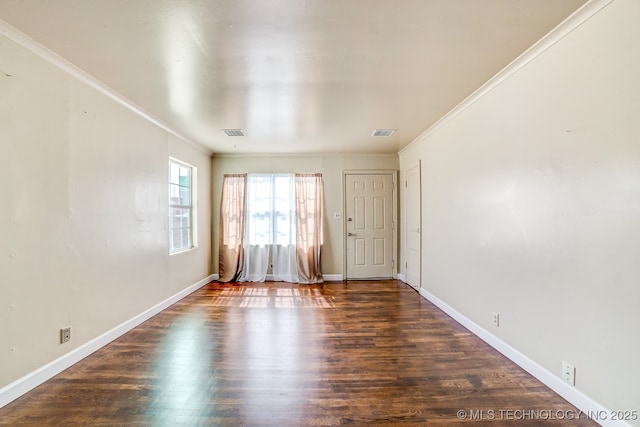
(1, 0), (638, 425)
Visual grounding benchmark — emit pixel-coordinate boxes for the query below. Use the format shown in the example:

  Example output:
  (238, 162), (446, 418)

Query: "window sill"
(170, 246), (196, 256)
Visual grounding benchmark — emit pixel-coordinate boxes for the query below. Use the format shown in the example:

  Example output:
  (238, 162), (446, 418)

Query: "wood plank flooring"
(0, 281), (598, 426)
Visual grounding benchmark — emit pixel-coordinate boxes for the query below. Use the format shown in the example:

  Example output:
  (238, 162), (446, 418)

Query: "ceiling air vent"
(372, 129), (396, 137)
(222, 129), (244, 137)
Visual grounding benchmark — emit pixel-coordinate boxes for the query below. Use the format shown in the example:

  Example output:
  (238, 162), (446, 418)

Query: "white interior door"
(345, 173), (393, 279)
(405, 163), (421, 290)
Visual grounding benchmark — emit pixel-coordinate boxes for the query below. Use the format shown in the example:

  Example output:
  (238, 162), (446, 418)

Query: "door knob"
(348, 232), (354, 236)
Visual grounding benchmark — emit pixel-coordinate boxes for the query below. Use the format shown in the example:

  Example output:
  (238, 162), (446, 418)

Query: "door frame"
(404, 161), (422, 290)
(342, 169), (398, 280)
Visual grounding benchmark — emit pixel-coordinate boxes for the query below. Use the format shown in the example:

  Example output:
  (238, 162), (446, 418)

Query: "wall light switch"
(333, 212), (342, 219)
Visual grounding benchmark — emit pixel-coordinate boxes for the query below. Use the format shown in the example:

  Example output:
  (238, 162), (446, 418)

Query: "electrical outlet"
(492, 312), (499, 327)
(60, 327), (71, 344)
(562, 361), (575, 385)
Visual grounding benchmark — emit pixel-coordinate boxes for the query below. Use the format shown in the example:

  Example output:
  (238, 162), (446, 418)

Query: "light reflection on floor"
(148, 310), (216, 425)
(148, 284), (332, 425)
(211, 286), (335, 308)
(215, 284), (328, 424)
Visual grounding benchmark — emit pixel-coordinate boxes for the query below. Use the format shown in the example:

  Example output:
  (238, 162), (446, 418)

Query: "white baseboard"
(397, 273), (406, 283)
(0, 273), (218, 409)
(419, 287), (627, 427)
(6, 275), (620, 426)
(260, 274), (343, 282)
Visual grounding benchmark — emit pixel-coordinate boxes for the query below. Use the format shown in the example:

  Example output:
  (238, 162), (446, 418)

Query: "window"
(245, 174), (295, 247)
(168, 158), (196, 254)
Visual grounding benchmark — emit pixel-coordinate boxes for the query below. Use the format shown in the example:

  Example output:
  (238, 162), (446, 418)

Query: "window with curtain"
(218, 173), (323, 283)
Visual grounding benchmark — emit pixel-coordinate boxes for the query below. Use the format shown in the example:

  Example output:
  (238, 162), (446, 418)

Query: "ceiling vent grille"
(222, 129), (244, 136)
(372, 129), (396, 137)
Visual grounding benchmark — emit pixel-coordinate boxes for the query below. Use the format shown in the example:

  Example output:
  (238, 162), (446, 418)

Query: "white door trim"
(342, 169), (398, 280)
(405, 162), (422, 290)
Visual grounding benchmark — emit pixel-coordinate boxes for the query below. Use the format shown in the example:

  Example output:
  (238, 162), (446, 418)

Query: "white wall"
(400, 0), (639, 421)
(211, 154), (399, 277)
(0, 33), (212, 389)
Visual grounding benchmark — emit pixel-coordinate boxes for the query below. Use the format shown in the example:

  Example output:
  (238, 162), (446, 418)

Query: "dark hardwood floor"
(0, 280), (597, 426)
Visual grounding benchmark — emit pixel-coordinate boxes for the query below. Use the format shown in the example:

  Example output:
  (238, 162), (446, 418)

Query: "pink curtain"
(218, 174), (247, 282)
(295, 174), (324, 283)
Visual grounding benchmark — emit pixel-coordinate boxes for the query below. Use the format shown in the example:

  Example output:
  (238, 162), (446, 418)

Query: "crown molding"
(213, 151), (399, 158)
(400, 0), (614, 155)
(0, 19), (213, 157)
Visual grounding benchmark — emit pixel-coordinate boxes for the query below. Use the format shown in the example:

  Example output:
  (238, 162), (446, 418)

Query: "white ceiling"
(0, 0), (587, 155)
